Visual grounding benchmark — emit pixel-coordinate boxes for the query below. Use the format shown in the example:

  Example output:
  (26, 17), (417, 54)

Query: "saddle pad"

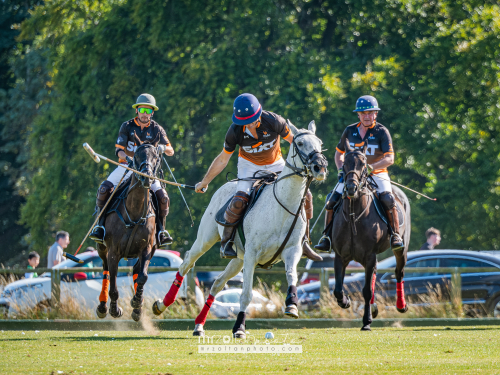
(372, 194), (404, 228)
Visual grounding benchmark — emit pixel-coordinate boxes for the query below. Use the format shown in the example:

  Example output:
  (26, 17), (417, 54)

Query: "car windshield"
(310, 258), (335, 268)
(219, 293), (240, 304)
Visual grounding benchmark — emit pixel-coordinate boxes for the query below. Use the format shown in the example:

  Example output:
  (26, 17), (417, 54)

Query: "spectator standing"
(25, 251), (40, 278)
(47, 231), (70, 268)
(420, 227), (441, 250)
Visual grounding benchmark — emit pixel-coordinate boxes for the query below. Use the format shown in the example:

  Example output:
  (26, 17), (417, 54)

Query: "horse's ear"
(345, 138), (353, 152)
(133, 131), (143, 146)
(151, 133), (161, 148)
(287, 119), (299, 136)
(362, 141), (368, 154)
(308, 120), (316, 134)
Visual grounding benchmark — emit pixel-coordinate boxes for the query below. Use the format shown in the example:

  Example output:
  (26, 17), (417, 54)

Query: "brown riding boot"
(221, 191), (250, 259)
(155, 189), (173, 248)
(386, 207), (404, 251)
(314, 209), (334, 252)
(302, 190), (323, 262)
(89, 181), (114, 244)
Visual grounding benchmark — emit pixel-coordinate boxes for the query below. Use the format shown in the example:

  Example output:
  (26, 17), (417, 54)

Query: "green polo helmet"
(132, 93), (159, 111)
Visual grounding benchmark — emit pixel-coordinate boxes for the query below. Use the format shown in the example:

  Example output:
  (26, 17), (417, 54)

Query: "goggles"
(138, 107), (153, 114)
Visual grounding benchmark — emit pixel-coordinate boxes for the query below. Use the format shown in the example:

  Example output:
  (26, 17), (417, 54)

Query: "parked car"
(297, 250), (500, 316)
(196, 271), (243, 290)
(299, 253), (362, 285)
(209, 289), (276, 319)
(0, 250), (204, 317)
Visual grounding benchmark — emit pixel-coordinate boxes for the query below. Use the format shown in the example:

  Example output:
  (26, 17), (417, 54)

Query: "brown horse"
(95, 134), (161, 321)
(331, 140), (411, 330)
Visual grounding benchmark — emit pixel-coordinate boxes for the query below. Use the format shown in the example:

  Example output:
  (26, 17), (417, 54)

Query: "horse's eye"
(297, 142), (303, 147)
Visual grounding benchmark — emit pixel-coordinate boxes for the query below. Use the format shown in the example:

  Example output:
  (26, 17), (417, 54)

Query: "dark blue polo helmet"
(353, 95), (380, 112)
(232, 93), (262, 125)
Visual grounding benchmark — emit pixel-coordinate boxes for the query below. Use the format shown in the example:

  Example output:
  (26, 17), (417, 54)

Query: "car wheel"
(489, 296), (500, 318)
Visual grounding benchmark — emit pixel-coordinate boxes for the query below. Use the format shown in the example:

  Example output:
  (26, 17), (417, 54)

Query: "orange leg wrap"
(99, 271), (110, 302)
(370, 274), (376, 304)
(133, 274), (138, 294)
(396, 281), (406, 310)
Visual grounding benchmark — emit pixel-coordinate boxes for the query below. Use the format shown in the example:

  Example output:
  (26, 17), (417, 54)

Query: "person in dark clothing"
(420, 227), (441, 250)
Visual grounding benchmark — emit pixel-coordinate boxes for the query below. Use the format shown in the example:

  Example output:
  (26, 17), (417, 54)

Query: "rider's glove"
(367, 164), (374, 175)
(158, 144), (166, 154)
(338, 170), (344, 183)
(126, 156), (133, 166)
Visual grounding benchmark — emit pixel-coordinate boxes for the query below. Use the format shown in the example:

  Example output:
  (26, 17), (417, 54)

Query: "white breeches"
(335, 172), (392, 194)
(236, 157), (285, 194)
(107, 164), (162, 192)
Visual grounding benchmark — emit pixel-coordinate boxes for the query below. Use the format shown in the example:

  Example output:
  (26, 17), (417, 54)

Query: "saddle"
(215, 173), (277, 227)
(372, 193), (404, 228)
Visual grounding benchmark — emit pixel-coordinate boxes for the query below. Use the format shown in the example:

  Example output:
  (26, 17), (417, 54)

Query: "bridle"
(341, 150), (371, 234)
(274, 131), (328, 217)
(133, 143), (162, 188)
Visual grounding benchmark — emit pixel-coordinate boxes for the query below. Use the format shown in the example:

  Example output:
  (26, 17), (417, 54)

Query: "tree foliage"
(3, 0), (500, 266)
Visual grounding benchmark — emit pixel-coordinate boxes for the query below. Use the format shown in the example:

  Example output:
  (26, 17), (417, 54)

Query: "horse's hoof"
(110, 306), (123, 318)
(152, 300), (165, 316)
(397, 305), (408, 313)
(371, 303), (379, 319)
(361, 325), (372, 331)
(96, 306), (107, 319)
(338, 296), (351, 309)
(284, 304), (299, 319)
(130, 296), (144, 309)
(193, 324), (205, 337)
(233, 330), (246, 339)
(131, 308), (142, 322)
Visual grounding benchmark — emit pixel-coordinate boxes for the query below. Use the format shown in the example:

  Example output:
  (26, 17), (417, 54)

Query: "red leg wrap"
(195, 294), (215, 325)
(396, 281), (406, 310)
(370, 274), (376, 304)
(99, 271), (110, 302)
(163, 272), (184, 307)
(133, 274), (138, 294)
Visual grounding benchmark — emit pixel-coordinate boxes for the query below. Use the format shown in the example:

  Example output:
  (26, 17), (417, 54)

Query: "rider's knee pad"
(224, 191), (249, 223)
(155, 189), (170, 217)
(379, 191), (396, 211)
(304, 190), (313, 220)
(326, 191), (342, 210)
(96, 181), (114, 208)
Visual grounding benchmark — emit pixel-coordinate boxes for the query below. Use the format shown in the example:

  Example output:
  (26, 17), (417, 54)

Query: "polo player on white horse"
(195, 93), (322, 261)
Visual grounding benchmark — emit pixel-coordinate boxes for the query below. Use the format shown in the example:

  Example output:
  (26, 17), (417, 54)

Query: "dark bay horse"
(331, 140), (411, 330)
(95, 134), (161, 321)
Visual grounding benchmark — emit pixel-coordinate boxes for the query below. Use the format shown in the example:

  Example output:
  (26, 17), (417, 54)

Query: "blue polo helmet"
(353, 95), (380, 112)
(232, 93), (262, 125)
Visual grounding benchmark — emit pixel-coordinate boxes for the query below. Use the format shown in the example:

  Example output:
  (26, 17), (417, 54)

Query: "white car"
(0, 250), (203, 317)
(209, 289), (276, 319)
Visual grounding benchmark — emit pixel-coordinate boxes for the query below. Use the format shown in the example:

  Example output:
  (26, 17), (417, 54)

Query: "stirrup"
(158, 229), (173, 248)
(89, 225), (105, 244)
(391, 234), (404, 251)
(220, 240), (237, 259)
(314, 235), (332, 253)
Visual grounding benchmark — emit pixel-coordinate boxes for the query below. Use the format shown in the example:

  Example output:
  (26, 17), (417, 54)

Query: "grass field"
(1, 326), (500, 374)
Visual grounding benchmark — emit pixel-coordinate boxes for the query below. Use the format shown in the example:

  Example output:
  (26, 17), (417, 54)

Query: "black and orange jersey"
(336, 122), (394, 174)
(115, 117), (170, 162)
(223, 110), (291, 165)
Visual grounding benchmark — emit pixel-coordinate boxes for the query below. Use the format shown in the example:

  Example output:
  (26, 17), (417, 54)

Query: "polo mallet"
(162, 156), (195, 227)
(63, 151), (129, 263)
(372, 174), (437, 201)
(82, 143), (203, 191)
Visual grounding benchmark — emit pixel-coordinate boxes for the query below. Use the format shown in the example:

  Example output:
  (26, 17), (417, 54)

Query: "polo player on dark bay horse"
(89, 93), (174, 248)
(315, 95), (404, 252)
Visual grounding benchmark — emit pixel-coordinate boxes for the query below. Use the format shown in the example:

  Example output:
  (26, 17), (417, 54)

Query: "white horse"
(152, 121), (328, 338)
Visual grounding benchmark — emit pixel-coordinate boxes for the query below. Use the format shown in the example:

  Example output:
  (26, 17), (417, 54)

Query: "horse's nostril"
(313, 165), (320, 173)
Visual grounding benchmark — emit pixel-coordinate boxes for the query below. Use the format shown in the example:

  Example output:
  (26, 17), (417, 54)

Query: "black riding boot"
(387, 207), (404, 251)
(302, 190), (323, 261)
(155, 189), (173, 248)
(89, 181), (114, 244)
(221, 191), (249, 259)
